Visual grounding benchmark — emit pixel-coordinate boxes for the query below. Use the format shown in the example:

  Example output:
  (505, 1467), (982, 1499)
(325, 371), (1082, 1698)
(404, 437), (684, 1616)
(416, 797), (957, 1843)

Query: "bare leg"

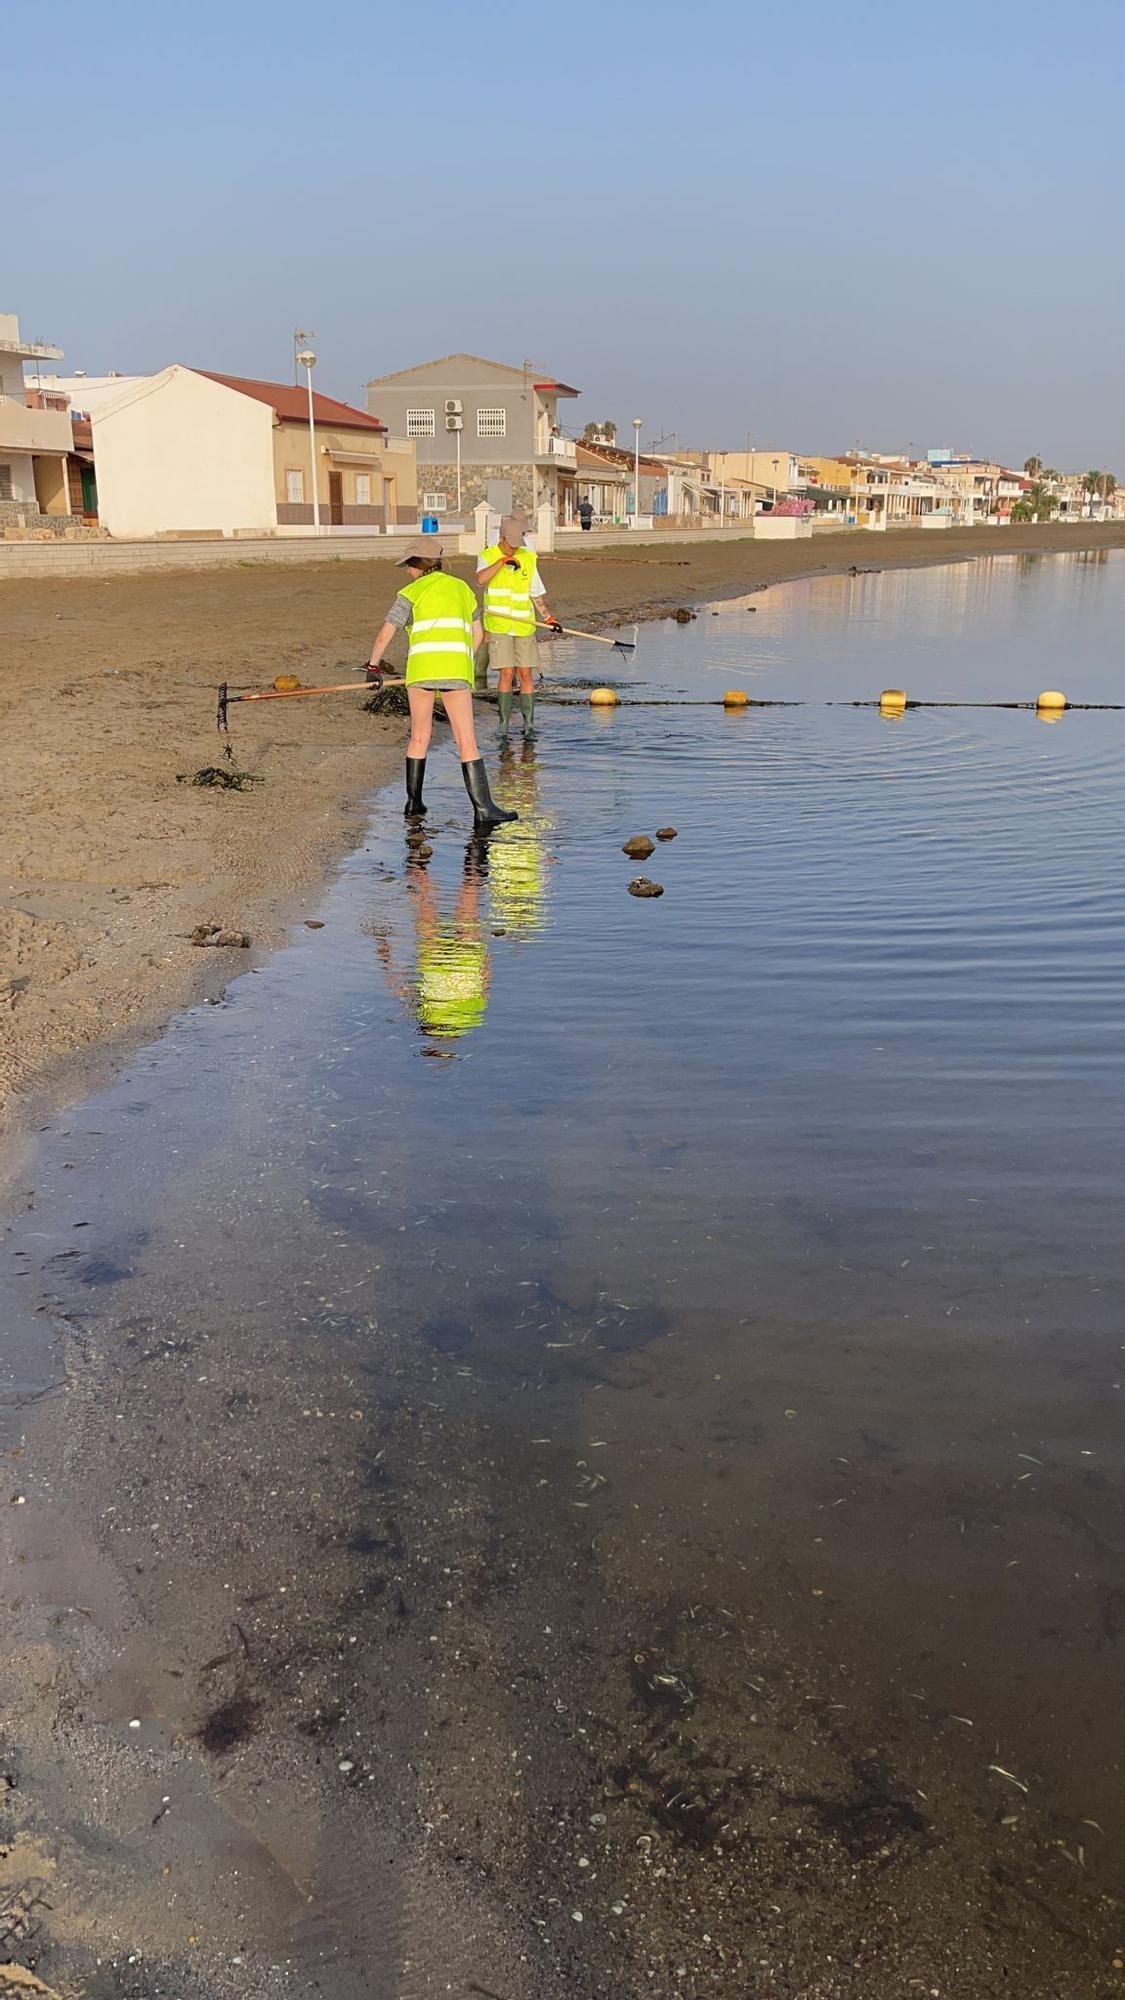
(407, 687), (436, 756)
(438, 686), (481, 763)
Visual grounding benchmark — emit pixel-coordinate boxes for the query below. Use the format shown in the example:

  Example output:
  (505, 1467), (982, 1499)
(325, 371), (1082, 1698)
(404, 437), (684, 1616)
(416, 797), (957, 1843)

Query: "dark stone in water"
(673, 608), (694, 623)
(628, 877), (664, 898)
(623, 836), (655, 859)
(655, 827), (678, 841)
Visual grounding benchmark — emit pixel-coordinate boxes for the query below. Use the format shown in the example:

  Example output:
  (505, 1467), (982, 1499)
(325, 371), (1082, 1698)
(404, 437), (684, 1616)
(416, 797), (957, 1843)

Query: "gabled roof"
(198, 371), (387, 434)
(577, 438), (666, 475)
(365, 350), (578, 394)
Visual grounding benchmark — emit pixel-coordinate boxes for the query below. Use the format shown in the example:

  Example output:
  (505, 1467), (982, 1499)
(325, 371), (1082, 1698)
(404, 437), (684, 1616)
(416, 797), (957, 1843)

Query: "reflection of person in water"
(376, 840), (491, 1044)
(487, 741), (554, 942)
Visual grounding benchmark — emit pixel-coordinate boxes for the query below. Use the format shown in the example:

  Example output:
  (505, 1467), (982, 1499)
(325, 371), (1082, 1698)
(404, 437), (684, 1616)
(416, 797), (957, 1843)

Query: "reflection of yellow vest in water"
(487, 825), (546, 938)
(416, 934), (488, 1038)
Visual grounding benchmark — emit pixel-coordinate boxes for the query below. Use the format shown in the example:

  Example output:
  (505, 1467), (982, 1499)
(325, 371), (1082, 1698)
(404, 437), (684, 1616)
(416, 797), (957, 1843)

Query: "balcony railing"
(538, 435), (576, 463)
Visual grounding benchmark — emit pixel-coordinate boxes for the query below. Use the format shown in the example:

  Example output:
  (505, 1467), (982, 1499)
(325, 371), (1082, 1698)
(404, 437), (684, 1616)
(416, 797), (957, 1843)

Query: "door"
(382, 475), (396, 528)
(80, 465), (98, 518)
(328, 471), (344, 527)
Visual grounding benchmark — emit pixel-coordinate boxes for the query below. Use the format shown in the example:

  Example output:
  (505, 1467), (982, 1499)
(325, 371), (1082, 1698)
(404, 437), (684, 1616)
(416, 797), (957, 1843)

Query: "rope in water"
(508, 695), (1124, 711)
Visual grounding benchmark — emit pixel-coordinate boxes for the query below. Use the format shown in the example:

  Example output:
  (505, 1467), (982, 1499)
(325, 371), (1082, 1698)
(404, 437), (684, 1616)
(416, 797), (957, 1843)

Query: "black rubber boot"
(520, 692), (536, 737)
(404, 757), (428, 817)
(461, 758), (517, 828)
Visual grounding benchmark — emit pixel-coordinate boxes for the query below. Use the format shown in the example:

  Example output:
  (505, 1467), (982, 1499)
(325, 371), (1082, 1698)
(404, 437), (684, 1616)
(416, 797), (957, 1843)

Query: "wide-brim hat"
(396, 537), (444, 566)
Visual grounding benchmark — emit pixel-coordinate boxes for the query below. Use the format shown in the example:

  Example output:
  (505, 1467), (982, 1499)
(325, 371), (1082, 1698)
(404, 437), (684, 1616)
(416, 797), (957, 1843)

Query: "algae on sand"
(178, 766), (264, 791)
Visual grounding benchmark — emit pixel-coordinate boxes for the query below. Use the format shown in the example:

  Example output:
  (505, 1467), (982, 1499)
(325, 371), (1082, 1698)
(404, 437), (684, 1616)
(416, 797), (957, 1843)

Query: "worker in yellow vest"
(476, 512), (562, 740)
(366, 539), (516, 828)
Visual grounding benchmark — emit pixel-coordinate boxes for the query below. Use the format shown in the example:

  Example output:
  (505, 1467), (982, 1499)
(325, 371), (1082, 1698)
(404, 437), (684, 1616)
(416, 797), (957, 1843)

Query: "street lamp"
(632, 418), (642, 526)
(297, 347), (320, 534)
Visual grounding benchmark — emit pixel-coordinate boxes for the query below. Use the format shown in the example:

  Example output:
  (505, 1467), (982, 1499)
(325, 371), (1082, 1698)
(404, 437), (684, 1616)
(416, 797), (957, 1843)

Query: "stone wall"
(419, 461), (536, 517)
(0, 500), (106, 541)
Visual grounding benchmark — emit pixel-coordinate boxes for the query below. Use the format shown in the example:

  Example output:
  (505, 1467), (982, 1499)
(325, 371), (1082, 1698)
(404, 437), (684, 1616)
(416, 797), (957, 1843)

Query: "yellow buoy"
(588, 687), (619, 707)
(879, 688), (907, 714)
(723, 689), (750, 708)
(1036, 689), (1066, 712)
(273, 673), (302, 692)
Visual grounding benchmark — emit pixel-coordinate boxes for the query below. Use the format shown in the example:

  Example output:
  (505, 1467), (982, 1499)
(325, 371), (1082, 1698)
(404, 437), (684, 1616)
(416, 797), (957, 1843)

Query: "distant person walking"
(577, 496), (594, 532)
(476, 512), (562, 741)
(365, 539), (516, 828)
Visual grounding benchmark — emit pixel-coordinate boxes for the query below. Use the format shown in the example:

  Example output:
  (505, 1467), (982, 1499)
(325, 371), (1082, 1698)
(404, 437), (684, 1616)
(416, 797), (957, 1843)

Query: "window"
(285, 468), (304, 504)
(354, 473), (371, 506)
(0, 465), (12, 500)
(406, 408), (436, 438)
(422, 491), (448, 513)
(477, 407), (507, 439)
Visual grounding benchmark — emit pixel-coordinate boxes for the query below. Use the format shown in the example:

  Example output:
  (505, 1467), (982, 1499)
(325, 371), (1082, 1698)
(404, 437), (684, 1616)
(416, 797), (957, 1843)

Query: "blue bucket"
(421, 514), (439, 534)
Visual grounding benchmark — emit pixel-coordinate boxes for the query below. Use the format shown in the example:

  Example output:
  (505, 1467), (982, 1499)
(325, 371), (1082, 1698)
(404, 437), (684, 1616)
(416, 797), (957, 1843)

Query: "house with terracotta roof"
(89, 365), (417, 540)
(364, 352), (579, 523)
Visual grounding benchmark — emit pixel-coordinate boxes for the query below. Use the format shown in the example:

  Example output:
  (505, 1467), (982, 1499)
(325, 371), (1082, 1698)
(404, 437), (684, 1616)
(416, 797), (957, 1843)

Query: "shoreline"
(3, 519), (1123, 1148)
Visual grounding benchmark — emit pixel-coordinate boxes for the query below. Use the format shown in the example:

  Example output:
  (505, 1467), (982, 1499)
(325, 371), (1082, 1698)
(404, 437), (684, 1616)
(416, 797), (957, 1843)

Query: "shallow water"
(5, 548), (1125, 1992)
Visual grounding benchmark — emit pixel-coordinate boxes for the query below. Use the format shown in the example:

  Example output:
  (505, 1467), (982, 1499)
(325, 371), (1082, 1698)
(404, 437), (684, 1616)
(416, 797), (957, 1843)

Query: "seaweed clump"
(178, 766), (264, 791)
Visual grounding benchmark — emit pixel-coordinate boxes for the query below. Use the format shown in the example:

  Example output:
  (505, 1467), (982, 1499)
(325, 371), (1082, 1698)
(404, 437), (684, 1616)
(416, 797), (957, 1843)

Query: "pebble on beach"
(628, 877), (664, 898)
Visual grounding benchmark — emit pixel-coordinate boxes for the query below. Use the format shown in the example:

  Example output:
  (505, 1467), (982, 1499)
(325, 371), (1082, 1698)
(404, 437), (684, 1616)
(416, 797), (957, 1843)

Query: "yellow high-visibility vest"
(402, 571), (477, 685)
(480, 545), (538, 636)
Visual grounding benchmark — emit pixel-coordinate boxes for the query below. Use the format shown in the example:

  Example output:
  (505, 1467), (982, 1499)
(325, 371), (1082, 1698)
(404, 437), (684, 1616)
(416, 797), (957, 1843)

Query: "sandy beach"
(4, 519), (1124, 1137)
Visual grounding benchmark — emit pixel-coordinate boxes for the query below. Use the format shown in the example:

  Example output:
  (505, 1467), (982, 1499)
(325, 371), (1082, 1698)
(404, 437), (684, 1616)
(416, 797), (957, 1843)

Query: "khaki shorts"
(487, 632), (538, 674)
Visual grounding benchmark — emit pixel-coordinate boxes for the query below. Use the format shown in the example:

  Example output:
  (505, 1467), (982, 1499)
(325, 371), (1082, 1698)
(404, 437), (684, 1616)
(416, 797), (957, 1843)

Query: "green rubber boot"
(498, 689), (514, 739)
(520, 692), (536, 737)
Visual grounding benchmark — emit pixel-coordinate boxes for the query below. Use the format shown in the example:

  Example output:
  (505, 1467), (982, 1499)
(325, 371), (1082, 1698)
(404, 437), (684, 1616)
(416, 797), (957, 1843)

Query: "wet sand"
(3, 548), (1125, 1996)
(4, 520), (1125, 1137)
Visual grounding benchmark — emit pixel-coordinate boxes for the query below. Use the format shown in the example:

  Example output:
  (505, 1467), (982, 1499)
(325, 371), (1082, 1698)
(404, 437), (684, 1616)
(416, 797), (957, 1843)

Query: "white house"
(92, 367), (277, 539)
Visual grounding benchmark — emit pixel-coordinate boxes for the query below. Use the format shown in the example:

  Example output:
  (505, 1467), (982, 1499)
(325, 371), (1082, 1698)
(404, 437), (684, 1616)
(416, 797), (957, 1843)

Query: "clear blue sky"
(8, 0), (1124, 470)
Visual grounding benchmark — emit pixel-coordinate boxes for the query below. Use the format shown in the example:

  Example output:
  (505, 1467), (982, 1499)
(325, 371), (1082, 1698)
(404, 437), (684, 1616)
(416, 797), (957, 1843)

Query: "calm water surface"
(5, 549), (1125, 1985)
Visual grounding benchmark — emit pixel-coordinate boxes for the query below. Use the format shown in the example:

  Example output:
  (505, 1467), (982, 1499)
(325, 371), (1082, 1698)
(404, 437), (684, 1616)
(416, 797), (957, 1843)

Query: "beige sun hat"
(498, 512), (527, 547)
(396, 537), (444, 566)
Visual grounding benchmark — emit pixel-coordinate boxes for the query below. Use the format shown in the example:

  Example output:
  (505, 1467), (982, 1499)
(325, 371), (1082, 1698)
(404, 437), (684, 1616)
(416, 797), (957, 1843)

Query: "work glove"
(545, 617), (564, 634)
(365, 663), (385, 687)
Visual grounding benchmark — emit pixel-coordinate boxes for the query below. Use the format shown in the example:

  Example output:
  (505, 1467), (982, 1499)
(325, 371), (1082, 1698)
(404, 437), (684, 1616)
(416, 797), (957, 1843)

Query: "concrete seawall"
(0, 524), (768, 581)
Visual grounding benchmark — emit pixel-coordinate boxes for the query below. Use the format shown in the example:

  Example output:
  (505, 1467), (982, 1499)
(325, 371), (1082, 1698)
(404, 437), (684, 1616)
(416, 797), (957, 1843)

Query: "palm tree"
(1013, 482), (1059, 523)
(1023, 454), (1043, 478)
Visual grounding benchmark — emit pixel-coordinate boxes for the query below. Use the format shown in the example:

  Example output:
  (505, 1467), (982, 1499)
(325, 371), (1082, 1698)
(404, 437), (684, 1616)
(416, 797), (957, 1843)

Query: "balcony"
(536, 435), (576, 465)
(0, 396), (72, 457)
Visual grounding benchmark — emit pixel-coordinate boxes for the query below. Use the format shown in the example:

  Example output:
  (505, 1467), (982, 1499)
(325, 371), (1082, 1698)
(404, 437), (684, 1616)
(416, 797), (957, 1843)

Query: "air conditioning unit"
(444, 399), (463, 416)
(445, 414), (463, 432)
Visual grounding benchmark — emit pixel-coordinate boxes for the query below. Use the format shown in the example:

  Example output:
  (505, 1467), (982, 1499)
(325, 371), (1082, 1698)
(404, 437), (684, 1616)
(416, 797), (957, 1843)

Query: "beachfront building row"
(84, 368), (417, 540)
(6, 302), (1125, 542)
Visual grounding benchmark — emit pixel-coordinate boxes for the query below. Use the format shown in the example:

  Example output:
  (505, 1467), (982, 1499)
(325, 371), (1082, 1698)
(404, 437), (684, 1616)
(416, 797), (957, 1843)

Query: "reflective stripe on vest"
(401, 572), (477, 683)
(481, 545), (537, 635)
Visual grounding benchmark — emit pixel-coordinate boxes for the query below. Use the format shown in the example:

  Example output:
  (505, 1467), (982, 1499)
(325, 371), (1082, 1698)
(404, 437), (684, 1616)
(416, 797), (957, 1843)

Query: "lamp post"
(632, 417), (642, 526)
(297, 347), (320, 534)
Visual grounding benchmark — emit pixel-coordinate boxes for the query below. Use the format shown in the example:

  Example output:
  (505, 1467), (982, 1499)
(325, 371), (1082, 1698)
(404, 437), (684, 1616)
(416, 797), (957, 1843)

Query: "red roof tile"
(198, 371), (387, 434)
